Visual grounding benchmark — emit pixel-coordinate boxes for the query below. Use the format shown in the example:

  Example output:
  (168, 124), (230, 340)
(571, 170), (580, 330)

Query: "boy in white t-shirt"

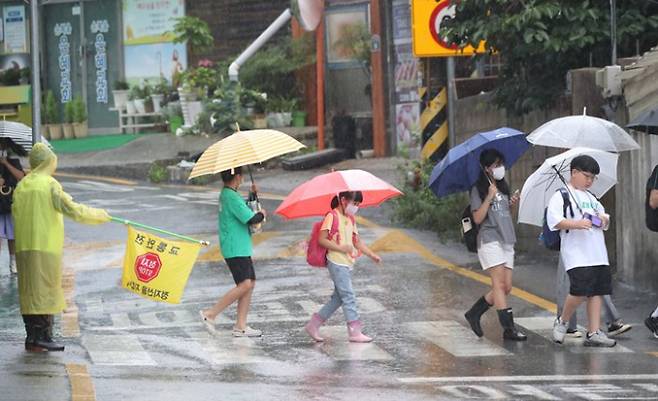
(548, 155), (616, 347)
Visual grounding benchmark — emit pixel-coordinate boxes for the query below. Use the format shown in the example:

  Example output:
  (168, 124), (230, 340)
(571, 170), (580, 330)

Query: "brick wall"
(186, 0), (291, 64)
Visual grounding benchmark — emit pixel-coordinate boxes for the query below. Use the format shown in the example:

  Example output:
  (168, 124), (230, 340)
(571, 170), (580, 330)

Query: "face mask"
(345, 203), (359, 216)
(491, 166), (505, 181)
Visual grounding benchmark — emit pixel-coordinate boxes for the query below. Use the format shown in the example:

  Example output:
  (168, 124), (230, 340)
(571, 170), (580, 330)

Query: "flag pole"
(110, 217), (209, 246)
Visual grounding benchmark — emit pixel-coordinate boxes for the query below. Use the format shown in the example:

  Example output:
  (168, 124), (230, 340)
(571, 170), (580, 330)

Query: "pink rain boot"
(304, 313), (325, 342)
(347, 320), (372, 343)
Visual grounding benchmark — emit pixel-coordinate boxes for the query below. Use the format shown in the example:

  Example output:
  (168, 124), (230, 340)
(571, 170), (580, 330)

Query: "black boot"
(33, 318), (65, 352)
(24, 321), (39, 351)
(465, 296), (491, 337)
(497, 308), (527, 341)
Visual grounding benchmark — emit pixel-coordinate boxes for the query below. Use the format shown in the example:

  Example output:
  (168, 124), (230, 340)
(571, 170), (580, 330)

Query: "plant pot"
(73, 121), (88, 138)
(292, 111), (307, 127)
(112, 89), (129, 111)
(152, 94), (164, 113)
(266, 112), (283, 128)
(177, 87), (198, 102)
(134, 98), (146, 114)
(62, 124), (75, 139)
(47, 124), (62, 140)
(125, 100), (137, 115)
(40, 125), (49, 140)
(281, 112), (292, 127)
(169, 115), (183, 135)
(252, 114), (267, 129)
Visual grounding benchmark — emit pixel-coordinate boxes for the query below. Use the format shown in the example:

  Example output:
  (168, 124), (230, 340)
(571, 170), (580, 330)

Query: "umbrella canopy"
(428, 127), (529, 198)
(527, 114), (639, 152)
(627, 107), (658, 134)
(0, 121), (51, 155)
(189, 129), (305, 179)
(275, 169), (403, 219)
(517, 147), (618, 227)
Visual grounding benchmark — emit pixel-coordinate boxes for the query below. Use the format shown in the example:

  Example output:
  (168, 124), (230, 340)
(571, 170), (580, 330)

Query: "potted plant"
(72, 96), (88, 138)
(130, 85), (146, 114)
(63, 101), (75, 139)
(112, 80), (130, 111)
(44, 91), (62, 140)
(151, 78), (169, 114)
(163, 102), (184, 135)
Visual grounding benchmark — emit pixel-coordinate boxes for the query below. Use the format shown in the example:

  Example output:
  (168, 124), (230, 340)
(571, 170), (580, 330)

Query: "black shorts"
(226, 257), (256, 285)
(567, 265), (612, 297)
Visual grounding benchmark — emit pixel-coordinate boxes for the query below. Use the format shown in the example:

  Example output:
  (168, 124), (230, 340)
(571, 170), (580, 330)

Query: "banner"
(121, 226), (201, 304)
(3, 5), (27, 53)
(122, 0), (184, 45)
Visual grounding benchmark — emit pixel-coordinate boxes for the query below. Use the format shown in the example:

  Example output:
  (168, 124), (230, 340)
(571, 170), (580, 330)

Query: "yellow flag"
(121, 226), (201, 304)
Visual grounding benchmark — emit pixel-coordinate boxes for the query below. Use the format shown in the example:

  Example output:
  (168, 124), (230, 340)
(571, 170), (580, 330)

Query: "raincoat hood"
(29, 142), (57, 175)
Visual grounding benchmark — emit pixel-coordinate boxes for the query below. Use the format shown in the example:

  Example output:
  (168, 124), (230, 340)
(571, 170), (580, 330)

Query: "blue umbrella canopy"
(429, 127), (529, 198)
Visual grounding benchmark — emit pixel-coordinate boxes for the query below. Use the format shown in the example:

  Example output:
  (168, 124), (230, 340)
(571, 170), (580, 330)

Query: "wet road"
(0, 175), (657, 401)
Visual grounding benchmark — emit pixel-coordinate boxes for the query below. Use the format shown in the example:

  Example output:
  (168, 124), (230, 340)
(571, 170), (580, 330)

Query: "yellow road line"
(66, 364), (96, 401)
(369, 230), (557, 314)
(55, 172), (137, 186)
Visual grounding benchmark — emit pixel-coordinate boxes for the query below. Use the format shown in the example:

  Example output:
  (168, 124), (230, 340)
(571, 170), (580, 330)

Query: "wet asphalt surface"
(0, 176), (657, 401)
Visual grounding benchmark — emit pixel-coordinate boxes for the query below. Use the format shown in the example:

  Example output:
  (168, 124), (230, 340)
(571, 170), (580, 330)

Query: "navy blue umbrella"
(428, 127), (529, 198)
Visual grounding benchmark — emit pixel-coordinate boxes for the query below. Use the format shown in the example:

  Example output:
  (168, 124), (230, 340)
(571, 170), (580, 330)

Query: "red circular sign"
(429, 2), (458, 50)
(135, 252), (162, 283)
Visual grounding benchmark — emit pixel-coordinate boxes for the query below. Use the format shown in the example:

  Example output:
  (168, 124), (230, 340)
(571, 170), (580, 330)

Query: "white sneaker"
(232, 326), (262, 337)
(566, 328), (583, 338)
(584, 330), (616, 347)
(199, 310), (216, 332)
(9, 258), (17, 275)
(553, 318), (567, 344)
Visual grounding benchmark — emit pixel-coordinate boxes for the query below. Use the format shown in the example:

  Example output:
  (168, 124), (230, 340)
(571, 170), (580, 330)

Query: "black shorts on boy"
(567, 265), (612, 297)
(226, 256), (256, 285)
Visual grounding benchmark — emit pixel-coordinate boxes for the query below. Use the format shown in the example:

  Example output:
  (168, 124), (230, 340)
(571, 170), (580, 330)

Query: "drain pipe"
(228, 9), (293, 81)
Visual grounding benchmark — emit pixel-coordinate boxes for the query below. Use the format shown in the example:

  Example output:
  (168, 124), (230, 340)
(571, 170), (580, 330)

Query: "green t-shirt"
(218, 187), (256, 258)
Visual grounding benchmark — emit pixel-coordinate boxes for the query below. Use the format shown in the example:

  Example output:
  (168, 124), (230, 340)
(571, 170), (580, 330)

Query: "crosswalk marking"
(296, 300), (322, 315)
(316, 326), (394, 361)
(184, 329), (278, 365)
(409, 321), (512, 357)
(82, 334), (156, 366)
(514, 317), (633, 353)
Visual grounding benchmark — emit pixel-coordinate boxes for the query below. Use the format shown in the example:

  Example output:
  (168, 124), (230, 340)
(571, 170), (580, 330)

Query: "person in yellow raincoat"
(12, 143), (111, 352)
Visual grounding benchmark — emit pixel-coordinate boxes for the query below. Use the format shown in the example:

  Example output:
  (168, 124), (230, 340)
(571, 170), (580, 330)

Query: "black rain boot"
(497, 308), (527, 341)
(34, 318), (65, 352)
(465, 296), (491, 337)
(23, 317), (40, 352)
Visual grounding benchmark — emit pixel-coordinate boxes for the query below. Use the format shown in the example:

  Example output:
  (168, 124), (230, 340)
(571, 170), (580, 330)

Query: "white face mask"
(345, 203), (359, 216)
(491, 166), (505, 181)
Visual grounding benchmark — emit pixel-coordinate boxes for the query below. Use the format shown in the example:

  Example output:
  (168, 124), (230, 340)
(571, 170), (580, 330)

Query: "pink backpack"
(306, 210), (355, 267)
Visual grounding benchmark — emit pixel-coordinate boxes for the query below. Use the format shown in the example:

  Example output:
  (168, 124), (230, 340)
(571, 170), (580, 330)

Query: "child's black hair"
(221, 166), (242, 183)
(353, 191), (363, 203)
(475, 148), (510, 201)
(571, 155), (600, 175)
(331, 191), (356, 209)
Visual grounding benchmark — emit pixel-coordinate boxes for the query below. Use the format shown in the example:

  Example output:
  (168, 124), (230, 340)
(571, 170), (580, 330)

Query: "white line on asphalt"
(409, 321), (512, 357)
(185, 329), (277, 365)
(317, 326), (394, 361)
(397, 374), (658, 384)
(82, 333), (157, 366)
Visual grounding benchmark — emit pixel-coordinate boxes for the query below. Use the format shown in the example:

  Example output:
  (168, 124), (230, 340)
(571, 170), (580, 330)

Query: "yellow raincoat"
(12, 143), (110, 315)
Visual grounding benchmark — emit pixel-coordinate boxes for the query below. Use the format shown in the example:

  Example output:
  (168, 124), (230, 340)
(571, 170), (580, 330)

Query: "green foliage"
(44, 91), (58, 124)
(182, 66), (220, 93)
(129, 84), (150, 100)
(72, 96), (87, 123)
(151, 77), (171, 95)
(148, 162), (168, 183)
(63, 101), (75, 124)
(170, 16), (214, 56)
(188, 175), (211, 186)
(392, 160), (467, 240)
(195, 79), (254, 135)
(442, 0), (658, 114)
(239, 36), (314, 101)
(113, 80), (129, 90)
(333, 22), (371, 76)
(266, 96), (298, 113)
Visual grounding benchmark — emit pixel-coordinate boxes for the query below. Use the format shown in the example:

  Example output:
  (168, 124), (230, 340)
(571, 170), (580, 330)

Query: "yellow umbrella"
(189, 129), (306, 179)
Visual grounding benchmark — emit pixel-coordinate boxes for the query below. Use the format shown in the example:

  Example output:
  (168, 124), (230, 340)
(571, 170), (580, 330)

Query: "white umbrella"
(527, 114), (639, 152)
(0, 121), (51, 154)
(518, 147), (618, 227)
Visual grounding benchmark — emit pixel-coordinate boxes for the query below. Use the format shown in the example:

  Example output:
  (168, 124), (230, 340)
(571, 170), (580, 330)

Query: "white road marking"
(409, 321), (511, 357)
(316, 325), (394, 361)
(397, 374), (658, 384)
(185, 329), (276, 365)
(82, 333), (156, 366)
(296, 300), (322, 315)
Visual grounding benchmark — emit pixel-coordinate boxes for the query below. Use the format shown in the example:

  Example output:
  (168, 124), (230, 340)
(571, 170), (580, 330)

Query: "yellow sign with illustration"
(121, 226), (201, 304)
(411, 0), (486, 57)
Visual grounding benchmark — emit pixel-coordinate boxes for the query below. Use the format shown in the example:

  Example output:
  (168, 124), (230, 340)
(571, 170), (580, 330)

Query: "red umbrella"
(275, 169), (403, 219)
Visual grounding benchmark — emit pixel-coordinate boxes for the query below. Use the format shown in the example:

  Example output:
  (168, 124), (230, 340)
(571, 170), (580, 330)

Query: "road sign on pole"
(411, 0), (486, 58)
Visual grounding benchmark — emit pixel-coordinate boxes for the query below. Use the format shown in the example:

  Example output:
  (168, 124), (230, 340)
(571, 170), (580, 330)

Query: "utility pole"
(610, 0), (617, 65)
(30, 0), (41, 144)
(446, 57), (456, 148)
(370, 0), (386, 157)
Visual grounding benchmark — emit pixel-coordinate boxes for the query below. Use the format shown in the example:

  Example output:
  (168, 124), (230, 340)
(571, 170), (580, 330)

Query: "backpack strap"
(558, 188), (574, 234)
(328, 210), (341, 243)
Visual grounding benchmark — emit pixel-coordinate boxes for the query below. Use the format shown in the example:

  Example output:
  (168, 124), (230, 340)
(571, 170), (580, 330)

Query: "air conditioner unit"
(595, 65), (622, 98)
